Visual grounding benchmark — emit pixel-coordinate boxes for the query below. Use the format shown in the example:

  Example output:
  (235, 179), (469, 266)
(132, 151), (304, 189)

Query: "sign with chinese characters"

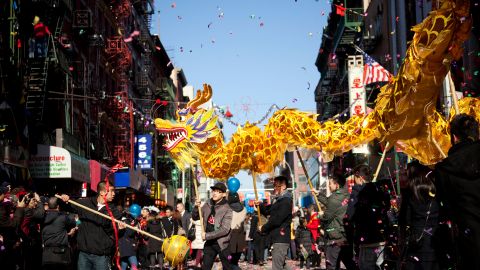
(135, 134), (152, 169)
(348, 55), (369, 154)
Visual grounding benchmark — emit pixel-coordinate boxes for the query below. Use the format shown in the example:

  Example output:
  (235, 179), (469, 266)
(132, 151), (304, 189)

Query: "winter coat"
(72, 196), (122, 256)
(119, 217), (138, 258)
(0, 202), (24, 248)
(295, 226), (313, 255)
(306, 212), (320, 241)
(180, 211), (191, 234)
(260, 191), (293, 244)
(249, 214), (267, 239)
(33, 22), (50, 39)
(192, 198), (232, 250)
(160, 216), (179, 237)
(435, 140), (480, 270)
(347, 183), (391, 246)
(42, 210), (76, 247)
(146, 218), (165, 253)
(190, 219), (205, 249)
(229, 206), (247, 254)
(318, 187), (350, 243)
(398, 190), (440, 265)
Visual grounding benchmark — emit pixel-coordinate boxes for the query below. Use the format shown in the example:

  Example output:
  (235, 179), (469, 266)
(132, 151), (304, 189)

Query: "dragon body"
(155, 0), (479, 179)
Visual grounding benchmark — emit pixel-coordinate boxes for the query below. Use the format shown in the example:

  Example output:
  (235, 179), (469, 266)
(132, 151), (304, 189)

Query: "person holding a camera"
(0, 184), (26, 270)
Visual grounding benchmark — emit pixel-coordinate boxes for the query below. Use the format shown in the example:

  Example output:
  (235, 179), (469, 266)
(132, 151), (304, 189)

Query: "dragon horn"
(187, 90), (202, 110)
(190, 84), (213, 111)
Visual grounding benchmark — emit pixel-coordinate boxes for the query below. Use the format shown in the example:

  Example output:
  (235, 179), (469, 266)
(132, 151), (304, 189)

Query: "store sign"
(30, 145), (71, 178)
(135, 134), (152, 169)
(348, 55), (369, 154)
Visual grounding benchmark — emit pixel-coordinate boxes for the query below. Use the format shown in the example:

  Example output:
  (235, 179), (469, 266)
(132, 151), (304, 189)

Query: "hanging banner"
(348, 55), (369, 154)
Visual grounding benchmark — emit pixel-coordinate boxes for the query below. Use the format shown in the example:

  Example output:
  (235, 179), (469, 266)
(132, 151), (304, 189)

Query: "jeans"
(121, 256), (138, 270)
(202, 242), (232, 270)
(272, 243), (291, 270)
(35, 37), (47, 58)
(78, 251), (110, 270)
(358, 242), (384, 270)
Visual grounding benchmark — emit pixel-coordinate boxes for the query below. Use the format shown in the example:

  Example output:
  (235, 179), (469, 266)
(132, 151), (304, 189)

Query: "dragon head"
(154, 84), (220, 169)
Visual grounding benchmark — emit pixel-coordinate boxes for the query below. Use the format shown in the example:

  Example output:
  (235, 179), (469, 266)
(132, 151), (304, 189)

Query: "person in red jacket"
(306, 204), (322, 268)
(32, 16), (50, 58)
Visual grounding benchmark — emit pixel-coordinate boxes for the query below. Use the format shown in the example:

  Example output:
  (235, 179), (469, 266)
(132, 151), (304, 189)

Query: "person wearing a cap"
(255, 175), (293, 270)
(192, 182), (233, 270)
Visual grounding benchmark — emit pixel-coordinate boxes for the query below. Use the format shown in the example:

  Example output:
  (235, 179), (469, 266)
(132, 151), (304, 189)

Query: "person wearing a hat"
(192, 182), (233, 270)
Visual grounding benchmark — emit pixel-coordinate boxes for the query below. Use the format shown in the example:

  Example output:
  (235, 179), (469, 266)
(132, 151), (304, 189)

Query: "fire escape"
(25, 8), (66, 122)
(107, 0), (134, 167)
(315, 0), (363, 121)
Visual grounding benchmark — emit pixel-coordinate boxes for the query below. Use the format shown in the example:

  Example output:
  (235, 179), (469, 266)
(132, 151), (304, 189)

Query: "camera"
(19, 192), (35, 205)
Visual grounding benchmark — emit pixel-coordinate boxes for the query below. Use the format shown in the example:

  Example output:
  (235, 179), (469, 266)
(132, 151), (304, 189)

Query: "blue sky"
(153, 0), (331, 190)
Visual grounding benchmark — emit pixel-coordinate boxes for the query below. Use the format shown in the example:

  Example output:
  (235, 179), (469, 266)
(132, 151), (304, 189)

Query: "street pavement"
(187, 258), (330, 270)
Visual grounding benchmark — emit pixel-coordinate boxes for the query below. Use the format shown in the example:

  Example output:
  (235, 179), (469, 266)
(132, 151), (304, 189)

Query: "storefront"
(29, 144), (89, 196)
(114, 168), (150, 207)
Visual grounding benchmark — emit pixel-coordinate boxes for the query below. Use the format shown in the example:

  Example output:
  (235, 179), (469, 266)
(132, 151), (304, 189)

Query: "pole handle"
(192, 174), (205, 234)
(252, 172), (262, 228)
(295, 147), (322, 213)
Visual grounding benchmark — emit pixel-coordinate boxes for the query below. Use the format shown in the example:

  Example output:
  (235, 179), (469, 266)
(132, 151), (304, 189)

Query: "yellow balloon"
(161, 235), (190, 267)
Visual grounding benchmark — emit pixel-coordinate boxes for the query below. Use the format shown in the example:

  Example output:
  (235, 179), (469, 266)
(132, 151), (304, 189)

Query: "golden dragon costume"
(155, 0), (480, 179)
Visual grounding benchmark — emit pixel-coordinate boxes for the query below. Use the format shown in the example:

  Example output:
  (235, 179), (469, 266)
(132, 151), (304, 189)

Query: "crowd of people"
(0, 113), (479, 270)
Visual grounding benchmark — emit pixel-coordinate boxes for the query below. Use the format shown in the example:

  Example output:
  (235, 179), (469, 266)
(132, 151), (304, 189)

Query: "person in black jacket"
(161, 206), (179, 238)
(346, 164), (390, 270)
(435, 113), (480, 270)
(399, 161), (440, 270)
(250, 212), (267, 265)
(317, 174), (356, 270)
(42, 197), (76, 269)
(60, 181), (124, 270)
(256, 175), (293, 270)
(118, 214), (139, 270)
(295, 217), (313, 269)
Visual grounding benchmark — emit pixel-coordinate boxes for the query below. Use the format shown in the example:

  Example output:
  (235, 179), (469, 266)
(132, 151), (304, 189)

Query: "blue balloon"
(129, 204), (141, 218)
(227, 177), (241, 192)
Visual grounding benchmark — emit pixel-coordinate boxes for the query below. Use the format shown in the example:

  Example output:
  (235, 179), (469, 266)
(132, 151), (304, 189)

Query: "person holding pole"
(255, 175), (293, 270)
(435, 113), (480, 270)
(192, 182), (232, 270)
(345, 165), (391, 270)
(60, 181), (124, 270)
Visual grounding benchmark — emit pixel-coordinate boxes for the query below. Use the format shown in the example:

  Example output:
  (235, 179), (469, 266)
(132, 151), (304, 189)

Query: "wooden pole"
(54, 195), (164, 242)
(192, 166), (205, 233)
(295, 147), (322, 213)
(448, 71), (460, 114)
(373, 142), (390, 182)
(252, 172), (262, 228)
